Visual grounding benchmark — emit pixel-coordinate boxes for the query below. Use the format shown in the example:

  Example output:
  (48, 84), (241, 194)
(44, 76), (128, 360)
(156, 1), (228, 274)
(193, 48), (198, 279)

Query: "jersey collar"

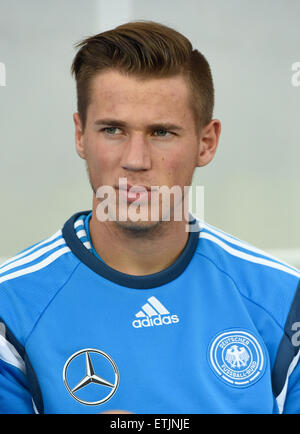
(62, 210), (200, 289)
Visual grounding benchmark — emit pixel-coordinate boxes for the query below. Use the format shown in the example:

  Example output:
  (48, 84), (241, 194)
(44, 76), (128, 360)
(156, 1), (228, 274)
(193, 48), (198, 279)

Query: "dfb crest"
(208, 330), (266, 388)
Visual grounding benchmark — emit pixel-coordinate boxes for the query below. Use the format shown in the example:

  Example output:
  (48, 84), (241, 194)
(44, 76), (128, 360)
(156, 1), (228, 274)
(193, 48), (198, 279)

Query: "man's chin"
(113, 218), (162, 236)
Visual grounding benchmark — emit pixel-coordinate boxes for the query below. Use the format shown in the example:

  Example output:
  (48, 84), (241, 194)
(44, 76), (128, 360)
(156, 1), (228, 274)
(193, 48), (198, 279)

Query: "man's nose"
(120, 133), (151, 171)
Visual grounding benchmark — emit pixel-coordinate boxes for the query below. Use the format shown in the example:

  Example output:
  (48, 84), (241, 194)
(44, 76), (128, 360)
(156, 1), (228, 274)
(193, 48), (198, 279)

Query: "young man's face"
(74, 69), (219, 231)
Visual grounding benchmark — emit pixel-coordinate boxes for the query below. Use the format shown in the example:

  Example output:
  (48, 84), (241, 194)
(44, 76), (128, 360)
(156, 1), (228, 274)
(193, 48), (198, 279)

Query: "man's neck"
(89, 202), (190, 276)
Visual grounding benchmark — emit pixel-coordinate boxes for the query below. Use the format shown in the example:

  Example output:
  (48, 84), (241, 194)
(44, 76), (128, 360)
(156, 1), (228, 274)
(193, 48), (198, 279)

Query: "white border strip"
(276, 349), (300, 413)
(200, 221), (300, 272)
(0, 334), (26, 374)
(74, 219), (84, 229)
(0, 247), (70, 284)
(0, 230), (62, 269)
(0, 238), (66, 276)
(201, 232), (300, 279)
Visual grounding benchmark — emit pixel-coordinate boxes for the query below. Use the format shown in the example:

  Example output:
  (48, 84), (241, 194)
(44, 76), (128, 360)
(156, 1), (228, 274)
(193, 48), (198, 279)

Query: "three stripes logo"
(132, 296), (179, 329)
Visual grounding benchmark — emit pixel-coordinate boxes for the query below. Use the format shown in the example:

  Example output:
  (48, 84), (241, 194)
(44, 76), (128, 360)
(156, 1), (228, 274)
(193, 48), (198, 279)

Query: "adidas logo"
(132, 296), (179, 329)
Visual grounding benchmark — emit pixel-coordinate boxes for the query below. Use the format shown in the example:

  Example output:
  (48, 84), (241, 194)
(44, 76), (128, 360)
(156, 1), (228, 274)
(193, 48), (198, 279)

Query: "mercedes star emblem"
(63, 348), (119, 405)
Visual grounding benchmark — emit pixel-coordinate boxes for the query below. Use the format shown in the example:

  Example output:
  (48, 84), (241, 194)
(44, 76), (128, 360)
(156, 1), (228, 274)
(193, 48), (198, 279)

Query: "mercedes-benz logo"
(63, 348), (119, 405)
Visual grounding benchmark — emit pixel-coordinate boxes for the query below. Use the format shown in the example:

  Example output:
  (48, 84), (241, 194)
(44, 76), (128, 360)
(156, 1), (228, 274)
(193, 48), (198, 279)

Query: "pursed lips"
(115, 183), (158, 203)
(116, 183), (152, 192)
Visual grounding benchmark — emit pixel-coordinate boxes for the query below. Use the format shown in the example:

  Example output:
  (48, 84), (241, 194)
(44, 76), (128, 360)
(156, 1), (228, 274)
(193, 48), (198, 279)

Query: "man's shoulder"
(0, 226), (80, 343)
(195, 219), (300, 325)
(196, 219), (300, 281)
(0, 228), (77, 286)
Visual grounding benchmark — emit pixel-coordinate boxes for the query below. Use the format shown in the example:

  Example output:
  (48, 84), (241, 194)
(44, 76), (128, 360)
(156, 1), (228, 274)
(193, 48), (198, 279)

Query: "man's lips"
(116, 183), (152, 192)
(115, 184), (157, 203)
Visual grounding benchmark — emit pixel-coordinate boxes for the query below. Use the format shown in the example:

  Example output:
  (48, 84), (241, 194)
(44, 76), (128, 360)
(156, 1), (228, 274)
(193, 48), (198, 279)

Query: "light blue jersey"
(0, 211), (299, 414)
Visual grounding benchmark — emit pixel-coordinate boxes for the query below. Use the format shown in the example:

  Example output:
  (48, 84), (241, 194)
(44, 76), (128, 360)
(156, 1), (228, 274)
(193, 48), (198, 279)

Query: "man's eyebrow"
(148, 123), (184, 131)
(94, 119), (184, 131)
(94, 119), (127, 127)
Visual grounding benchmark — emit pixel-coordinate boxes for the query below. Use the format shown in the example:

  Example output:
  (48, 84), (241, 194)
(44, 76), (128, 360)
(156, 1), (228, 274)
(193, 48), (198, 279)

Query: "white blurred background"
(0, 0), (299, 266)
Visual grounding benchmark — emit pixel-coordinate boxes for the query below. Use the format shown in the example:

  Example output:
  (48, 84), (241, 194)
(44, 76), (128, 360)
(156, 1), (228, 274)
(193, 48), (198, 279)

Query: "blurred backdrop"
(0, 0), (299, 266)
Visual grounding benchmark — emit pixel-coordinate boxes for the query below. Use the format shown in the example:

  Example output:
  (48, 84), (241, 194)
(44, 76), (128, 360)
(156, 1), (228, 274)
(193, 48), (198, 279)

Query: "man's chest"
(25, 277), (276, 413)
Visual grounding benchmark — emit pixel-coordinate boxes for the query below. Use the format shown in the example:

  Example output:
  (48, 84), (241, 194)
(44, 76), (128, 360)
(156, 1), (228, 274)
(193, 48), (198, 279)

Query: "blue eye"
(103, 127), (121, 135)
(154, 129), (171, 137)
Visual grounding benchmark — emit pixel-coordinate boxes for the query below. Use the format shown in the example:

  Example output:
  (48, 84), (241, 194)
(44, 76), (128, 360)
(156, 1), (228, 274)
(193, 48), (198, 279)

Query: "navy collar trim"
(62, 211), (200, 289)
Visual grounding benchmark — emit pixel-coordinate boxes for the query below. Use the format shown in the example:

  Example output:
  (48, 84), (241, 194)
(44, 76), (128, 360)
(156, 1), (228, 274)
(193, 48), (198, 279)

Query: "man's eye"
(153, 129), (172, 137)
(103, 127), (122, 135)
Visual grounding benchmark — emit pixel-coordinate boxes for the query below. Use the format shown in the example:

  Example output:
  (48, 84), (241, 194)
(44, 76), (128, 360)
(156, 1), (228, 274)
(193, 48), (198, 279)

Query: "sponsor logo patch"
(63, 348), (119, 405)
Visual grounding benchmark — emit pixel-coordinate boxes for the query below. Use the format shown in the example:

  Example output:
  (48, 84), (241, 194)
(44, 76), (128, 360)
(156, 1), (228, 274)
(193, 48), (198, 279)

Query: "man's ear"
(197, 119), (221, 167)
(73, 112), (86, 159)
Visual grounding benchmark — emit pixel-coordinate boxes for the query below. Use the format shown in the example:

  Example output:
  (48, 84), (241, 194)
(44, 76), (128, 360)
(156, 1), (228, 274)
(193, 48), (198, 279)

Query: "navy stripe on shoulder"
(0, 317), (25, 360)
(272, 279), (300, 398)
(0, 319), (44, 414)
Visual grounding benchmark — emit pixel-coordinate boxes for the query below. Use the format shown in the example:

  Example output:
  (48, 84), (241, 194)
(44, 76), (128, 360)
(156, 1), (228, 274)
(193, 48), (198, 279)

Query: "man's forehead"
(89, 70), (193, 120)
(91, 70), (190, 101)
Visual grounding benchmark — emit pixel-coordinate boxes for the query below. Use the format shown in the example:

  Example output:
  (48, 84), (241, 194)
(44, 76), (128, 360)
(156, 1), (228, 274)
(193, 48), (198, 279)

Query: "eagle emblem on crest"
(208, 330), (266, 387)
(225, 345), (250, 369)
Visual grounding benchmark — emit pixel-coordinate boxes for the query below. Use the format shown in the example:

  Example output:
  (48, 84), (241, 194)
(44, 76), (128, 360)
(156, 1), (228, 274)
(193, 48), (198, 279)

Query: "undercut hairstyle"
(71, 21), (214, 133)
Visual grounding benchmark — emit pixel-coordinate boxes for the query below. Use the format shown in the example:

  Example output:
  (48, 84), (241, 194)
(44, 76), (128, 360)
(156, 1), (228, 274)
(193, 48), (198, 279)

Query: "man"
(0, 21), (299, 414)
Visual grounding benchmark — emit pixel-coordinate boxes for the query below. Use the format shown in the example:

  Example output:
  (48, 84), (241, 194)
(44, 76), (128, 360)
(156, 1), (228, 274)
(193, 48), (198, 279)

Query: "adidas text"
(132, 314), (179, 328)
